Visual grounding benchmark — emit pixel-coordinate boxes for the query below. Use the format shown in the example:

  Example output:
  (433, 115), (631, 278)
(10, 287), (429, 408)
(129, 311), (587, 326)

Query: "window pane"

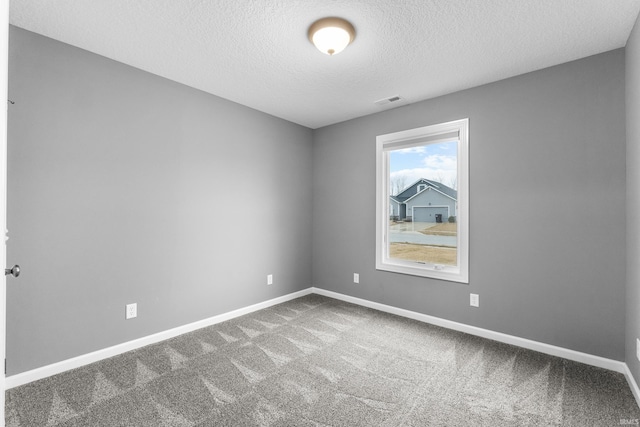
(388, 139), (458, 266)
(376, 118), (468, 283)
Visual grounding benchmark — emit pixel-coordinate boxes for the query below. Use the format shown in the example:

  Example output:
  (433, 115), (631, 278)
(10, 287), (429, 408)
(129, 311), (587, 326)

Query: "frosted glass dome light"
(308, 17), (356, 56)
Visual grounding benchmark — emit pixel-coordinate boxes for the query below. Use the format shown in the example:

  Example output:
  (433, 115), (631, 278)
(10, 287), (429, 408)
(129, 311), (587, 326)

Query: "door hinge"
(4, 359), (6, 375)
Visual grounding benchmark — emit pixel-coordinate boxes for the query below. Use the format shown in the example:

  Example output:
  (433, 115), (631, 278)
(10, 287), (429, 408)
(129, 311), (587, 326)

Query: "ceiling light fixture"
(308, 17), (355, 56)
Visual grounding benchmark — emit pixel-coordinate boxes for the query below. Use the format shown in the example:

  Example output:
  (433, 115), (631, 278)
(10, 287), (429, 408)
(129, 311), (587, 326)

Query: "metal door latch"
(5, 265), (20, 278)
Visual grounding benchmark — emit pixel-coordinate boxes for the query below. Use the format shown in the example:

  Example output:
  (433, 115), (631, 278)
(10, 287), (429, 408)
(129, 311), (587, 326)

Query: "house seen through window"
(376, 119), (469, 283)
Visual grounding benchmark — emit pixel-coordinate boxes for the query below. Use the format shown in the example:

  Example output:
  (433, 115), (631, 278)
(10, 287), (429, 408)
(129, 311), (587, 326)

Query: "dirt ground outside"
(390, 242), (457, 265)
(419, 222), (457, 236)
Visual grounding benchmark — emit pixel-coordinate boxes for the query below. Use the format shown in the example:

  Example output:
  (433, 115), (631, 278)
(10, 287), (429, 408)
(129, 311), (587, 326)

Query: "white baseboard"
(311, 287), (628, 375)
(624, 363), (640, 408)
(5, 288), (313, 389)
(7, 285), (637, 409)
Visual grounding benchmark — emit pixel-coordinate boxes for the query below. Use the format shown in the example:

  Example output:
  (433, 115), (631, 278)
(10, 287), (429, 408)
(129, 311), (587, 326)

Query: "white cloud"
(391, 165), (457, 191)
(423, 154), (456, 170)
(395, 146), (427, 154)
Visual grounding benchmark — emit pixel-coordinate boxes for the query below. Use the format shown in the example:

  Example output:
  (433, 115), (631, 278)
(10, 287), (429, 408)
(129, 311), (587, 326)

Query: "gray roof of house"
(395, 178), (457, 201)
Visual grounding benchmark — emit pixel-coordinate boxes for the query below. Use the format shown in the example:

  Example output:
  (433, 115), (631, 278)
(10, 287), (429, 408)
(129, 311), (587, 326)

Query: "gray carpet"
(5, 294), (640, 426)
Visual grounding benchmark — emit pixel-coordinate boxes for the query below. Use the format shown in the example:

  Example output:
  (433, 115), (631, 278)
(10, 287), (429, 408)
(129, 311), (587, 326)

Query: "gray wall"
(627, 14), (640, 386)
(6, 24), (630, 376)
(312, 50), (627, 360)
(7, 27), (313, 375)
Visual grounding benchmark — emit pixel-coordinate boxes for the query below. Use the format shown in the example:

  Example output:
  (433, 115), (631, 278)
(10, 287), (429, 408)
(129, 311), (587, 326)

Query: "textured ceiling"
(9, 0), (640, 129)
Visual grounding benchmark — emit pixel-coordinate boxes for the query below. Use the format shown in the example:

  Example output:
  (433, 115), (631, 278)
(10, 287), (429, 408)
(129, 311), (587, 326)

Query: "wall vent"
(374, 95), (405, 106)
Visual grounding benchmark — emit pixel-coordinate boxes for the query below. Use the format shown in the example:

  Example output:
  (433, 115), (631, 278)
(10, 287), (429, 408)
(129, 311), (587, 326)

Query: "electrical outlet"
(267, 274), (273, 285)
(470, 293), (479, 308)
(353, 273), (359, 284)
(126, 303), (137, 319)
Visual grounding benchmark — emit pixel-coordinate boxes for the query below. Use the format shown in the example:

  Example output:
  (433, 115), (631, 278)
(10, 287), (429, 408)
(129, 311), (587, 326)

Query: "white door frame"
(1, 1), (9, 426)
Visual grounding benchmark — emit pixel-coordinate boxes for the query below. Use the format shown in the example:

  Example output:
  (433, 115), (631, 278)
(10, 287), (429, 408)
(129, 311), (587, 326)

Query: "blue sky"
(390, 140), (458, 193)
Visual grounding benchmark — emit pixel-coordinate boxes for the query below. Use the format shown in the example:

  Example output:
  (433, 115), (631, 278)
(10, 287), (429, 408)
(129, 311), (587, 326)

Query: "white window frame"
(376, 118), (469, 283)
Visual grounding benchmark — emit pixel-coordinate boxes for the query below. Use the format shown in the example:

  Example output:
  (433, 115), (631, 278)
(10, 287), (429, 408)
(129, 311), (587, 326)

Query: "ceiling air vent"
(374, 95), (405, 106)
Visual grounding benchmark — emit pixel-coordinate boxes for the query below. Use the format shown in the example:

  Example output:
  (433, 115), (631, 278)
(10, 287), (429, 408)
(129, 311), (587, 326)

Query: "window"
(376, 119), (469, 283)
